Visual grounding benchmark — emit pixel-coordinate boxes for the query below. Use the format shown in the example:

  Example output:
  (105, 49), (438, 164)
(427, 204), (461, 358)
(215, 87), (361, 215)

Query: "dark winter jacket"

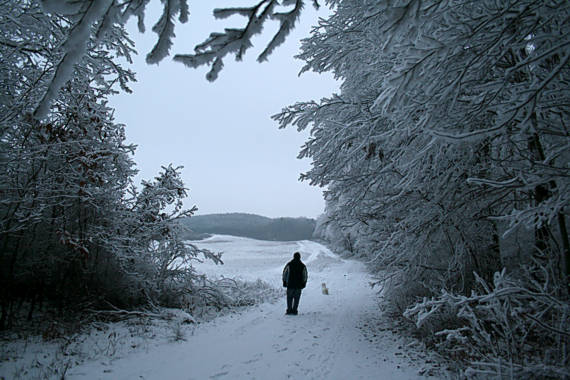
(282, 258), (308, 289)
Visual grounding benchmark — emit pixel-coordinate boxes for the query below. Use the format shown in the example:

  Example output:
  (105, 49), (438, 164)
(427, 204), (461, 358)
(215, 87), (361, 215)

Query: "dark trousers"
(286, 288), (302, 312)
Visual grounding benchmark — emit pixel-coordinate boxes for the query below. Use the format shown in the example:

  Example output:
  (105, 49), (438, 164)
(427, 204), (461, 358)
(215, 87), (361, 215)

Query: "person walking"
(282, 252), (308, 315)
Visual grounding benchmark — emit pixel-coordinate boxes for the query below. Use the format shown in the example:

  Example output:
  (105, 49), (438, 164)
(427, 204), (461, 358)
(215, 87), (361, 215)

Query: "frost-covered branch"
(34, 0), (114, 119)
(33, 0), (319, 118)
(174, 0), (316, 81)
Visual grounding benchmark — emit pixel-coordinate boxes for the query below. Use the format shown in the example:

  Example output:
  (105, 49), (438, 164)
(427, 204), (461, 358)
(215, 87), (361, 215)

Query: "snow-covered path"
(67, 237), (429, 380)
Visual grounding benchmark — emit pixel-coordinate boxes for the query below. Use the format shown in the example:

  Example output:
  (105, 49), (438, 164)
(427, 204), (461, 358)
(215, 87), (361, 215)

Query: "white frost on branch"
(33, 0), (316, 117)
(258, 0), (304, 62)
(174, 0), (316, 81)
(35, 0), (191, 118)
(35, 0), (113, 119)
(146, 0), (180, 64)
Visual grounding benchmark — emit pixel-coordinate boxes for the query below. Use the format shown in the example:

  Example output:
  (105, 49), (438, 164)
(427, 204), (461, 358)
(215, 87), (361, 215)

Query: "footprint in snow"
(272, 343), (288, 352)
(209, 370), (229, 379)
(242, 352), (263, 364)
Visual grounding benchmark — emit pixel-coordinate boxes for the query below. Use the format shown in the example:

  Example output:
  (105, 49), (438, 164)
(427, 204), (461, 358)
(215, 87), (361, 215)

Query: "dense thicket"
(275, 0), (569, 377)
(0, 1), (221, 330)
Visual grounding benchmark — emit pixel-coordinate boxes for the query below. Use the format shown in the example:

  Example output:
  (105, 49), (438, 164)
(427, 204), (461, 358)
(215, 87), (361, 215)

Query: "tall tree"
(275, 0), (569, 376)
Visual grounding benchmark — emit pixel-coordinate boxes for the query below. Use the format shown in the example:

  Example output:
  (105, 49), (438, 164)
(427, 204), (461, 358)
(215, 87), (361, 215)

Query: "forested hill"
(180, 213), (316, 241)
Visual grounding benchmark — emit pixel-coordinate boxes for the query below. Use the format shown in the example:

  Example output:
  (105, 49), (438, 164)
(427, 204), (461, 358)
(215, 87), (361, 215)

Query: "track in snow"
(67, 236), (432, 380)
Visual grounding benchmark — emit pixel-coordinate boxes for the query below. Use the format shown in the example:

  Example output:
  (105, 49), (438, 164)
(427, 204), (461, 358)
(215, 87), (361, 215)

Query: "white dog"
(321, 282), (329, 295)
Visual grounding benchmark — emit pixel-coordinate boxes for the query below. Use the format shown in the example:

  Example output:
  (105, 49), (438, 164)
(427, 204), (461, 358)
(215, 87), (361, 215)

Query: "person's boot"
(292, 309), (298, 315)
(286, 309), (293, 315)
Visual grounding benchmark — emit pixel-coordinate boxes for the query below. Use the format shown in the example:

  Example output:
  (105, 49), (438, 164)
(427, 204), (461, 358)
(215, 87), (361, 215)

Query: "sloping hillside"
(180, 213), (316, 241)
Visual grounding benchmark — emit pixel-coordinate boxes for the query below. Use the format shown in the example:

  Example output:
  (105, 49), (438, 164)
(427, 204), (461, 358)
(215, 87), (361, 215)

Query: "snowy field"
(1, 235), (442, 379)
(189, 235), (345, 284)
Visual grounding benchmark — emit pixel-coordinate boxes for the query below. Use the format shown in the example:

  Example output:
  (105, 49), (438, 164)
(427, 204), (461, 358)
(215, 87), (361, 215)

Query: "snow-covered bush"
(180, 277), (280, 320)
(405, 267), (569, 378)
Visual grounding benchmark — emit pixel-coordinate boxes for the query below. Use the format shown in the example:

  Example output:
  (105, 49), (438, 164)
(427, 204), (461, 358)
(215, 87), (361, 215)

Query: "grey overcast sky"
(109, 1), (338, 219)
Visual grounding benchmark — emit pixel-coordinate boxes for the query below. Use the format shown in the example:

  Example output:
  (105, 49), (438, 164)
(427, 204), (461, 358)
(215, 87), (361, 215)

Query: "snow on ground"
(1, 236), (442, 379)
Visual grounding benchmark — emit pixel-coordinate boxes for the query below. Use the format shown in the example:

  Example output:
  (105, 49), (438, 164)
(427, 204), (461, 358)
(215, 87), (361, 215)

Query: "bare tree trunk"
(0, 301), (6, 330)
(527, 124), (564, 280)
(558, 212), (570, 280)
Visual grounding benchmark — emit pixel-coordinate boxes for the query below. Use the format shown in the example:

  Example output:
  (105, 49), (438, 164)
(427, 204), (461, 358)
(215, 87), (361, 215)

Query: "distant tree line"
(181, 213), (316, 241)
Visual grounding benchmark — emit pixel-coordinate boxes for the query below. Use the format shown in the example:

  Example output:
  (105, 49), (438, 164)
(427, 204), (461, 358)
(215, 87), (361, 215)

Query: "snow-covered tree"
(0, 0), (220, 328)
(0, 0), (137, 326)
(114, 165), (222, 308)
(275, 0), (569, 376)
